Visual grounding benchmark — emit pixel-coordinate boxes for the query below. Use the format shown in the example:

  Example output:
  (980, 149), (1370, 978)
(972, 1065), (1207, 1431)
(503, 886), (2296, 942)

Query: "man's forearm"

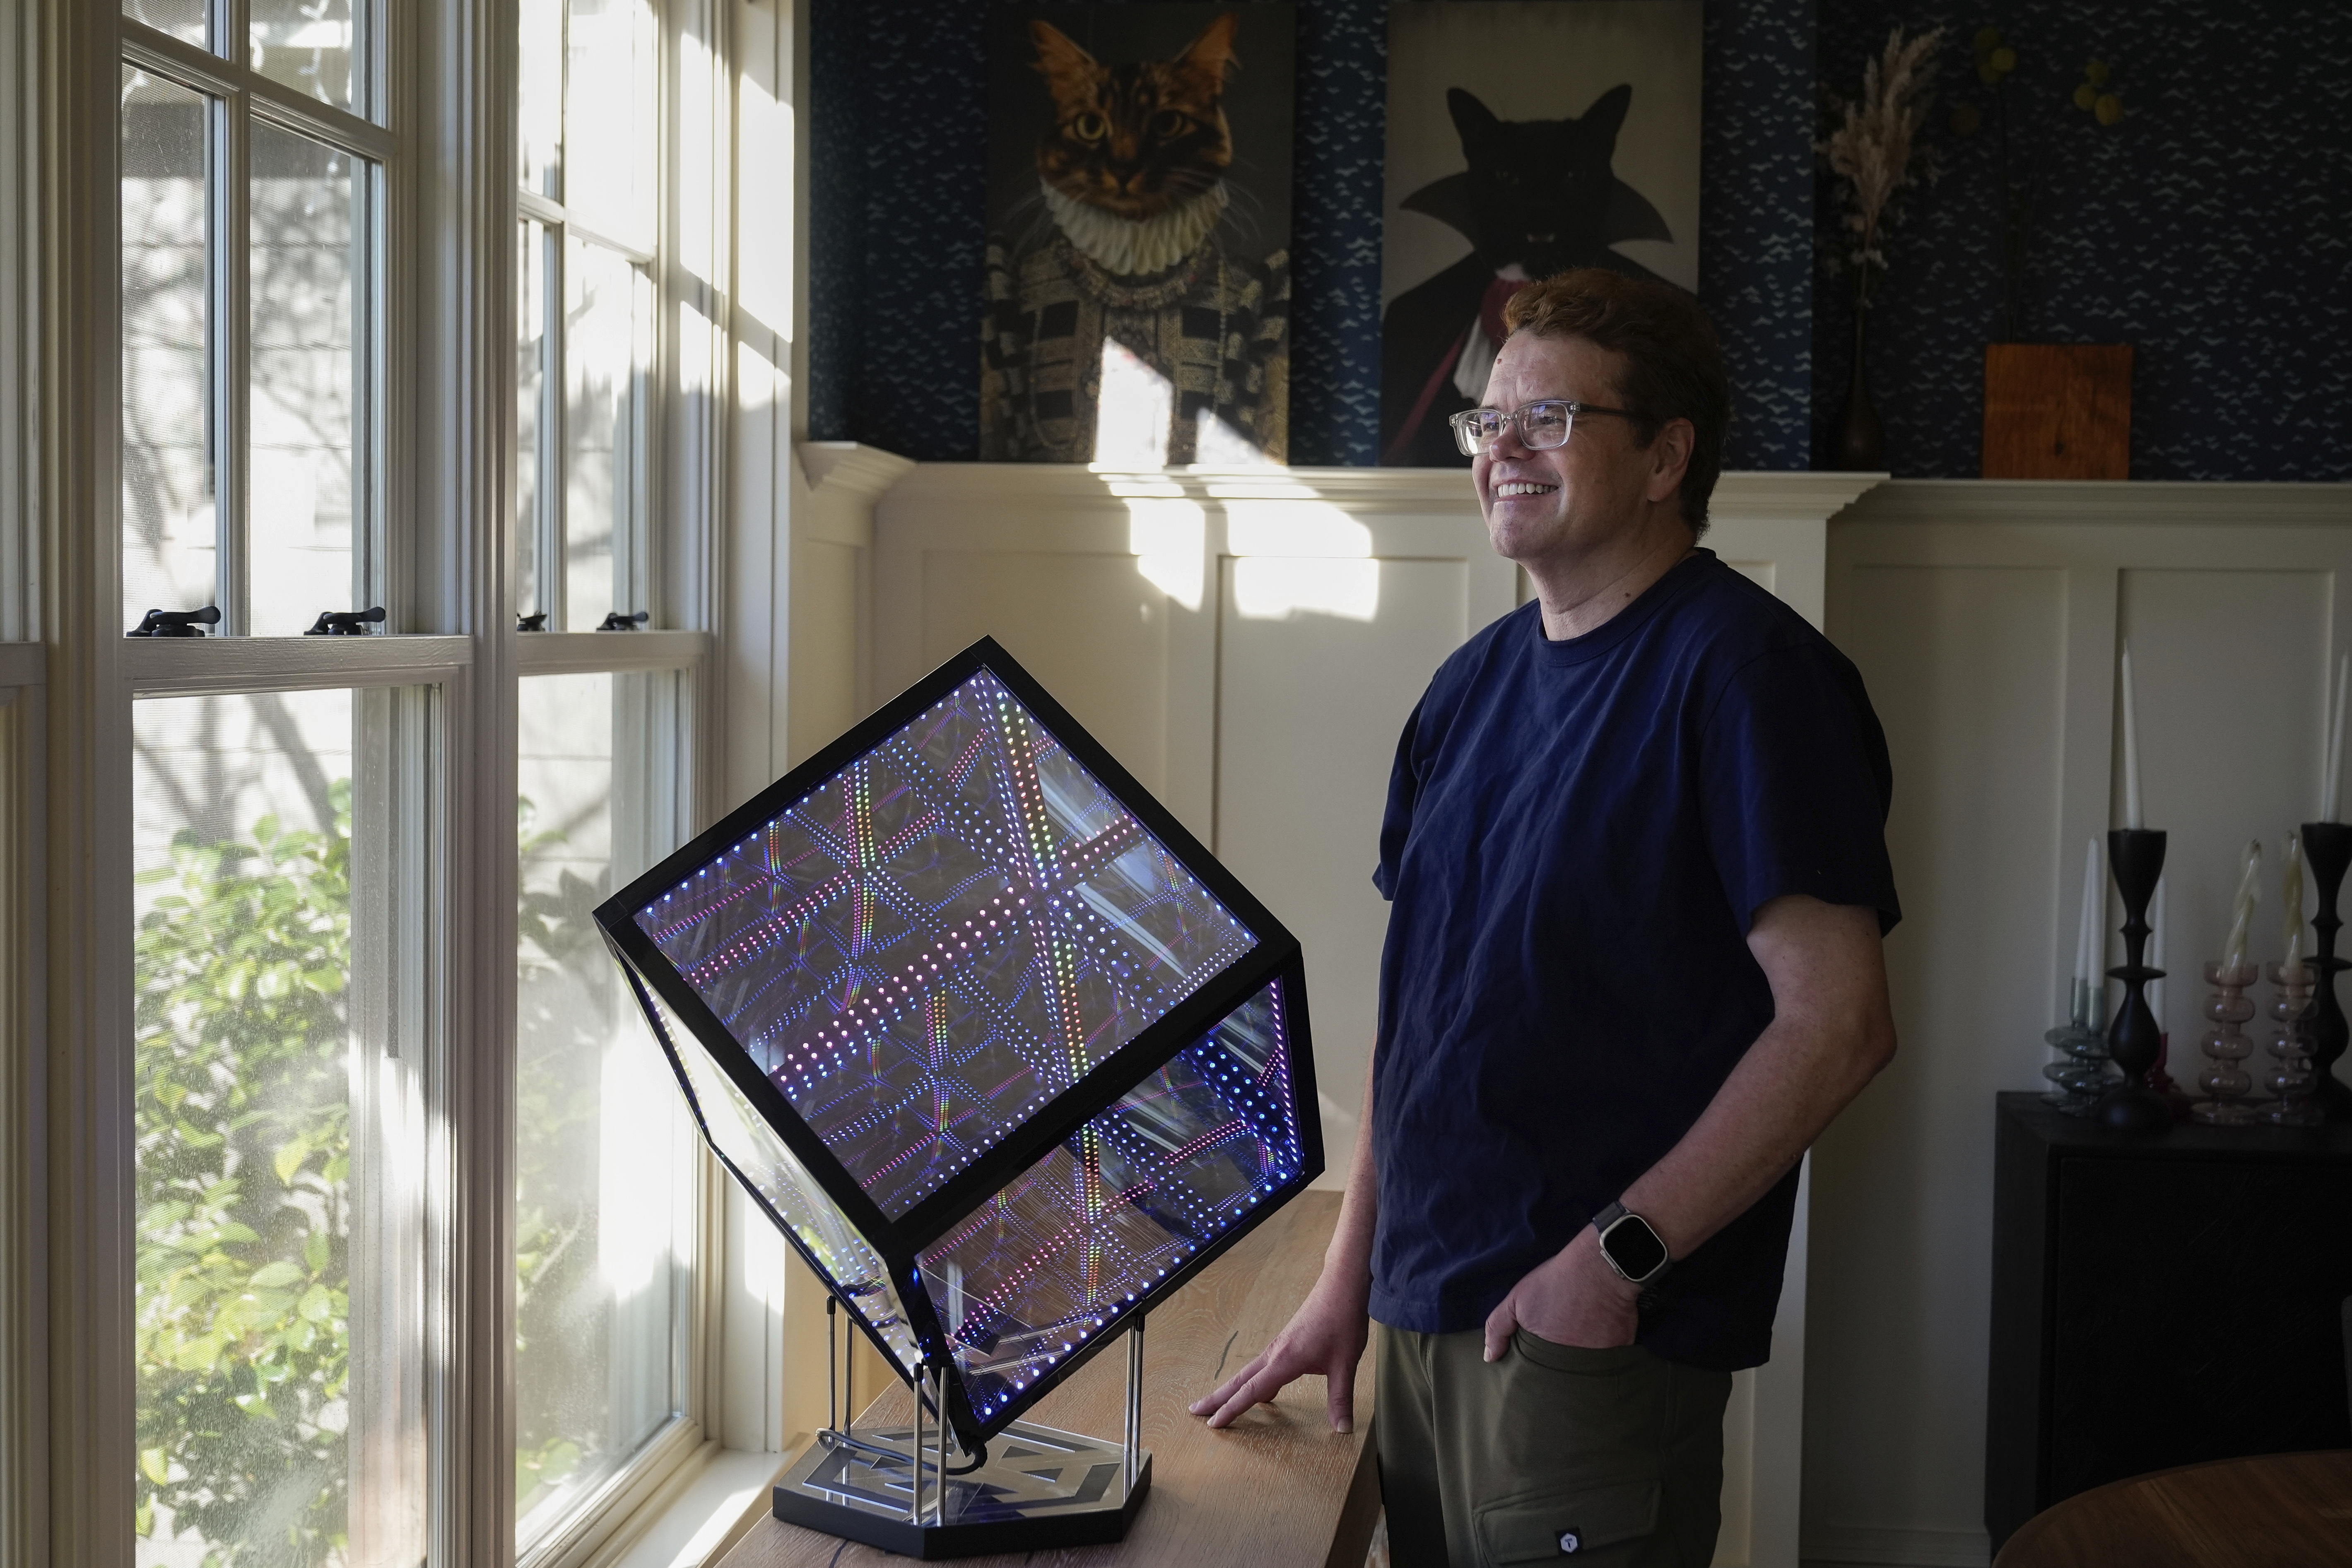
(1617, 1007), (1884, 1260)
(1190, 1053), (1381, 1428)
(1617, 897), (1895, 1262)
(1323, 1060), (1381, 1287)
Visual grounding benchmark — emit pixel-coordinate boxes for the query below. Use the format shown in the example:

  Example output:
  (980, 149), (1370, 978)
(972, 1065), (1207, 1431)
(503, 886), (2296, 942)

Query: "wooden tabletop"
(1993, 1449), (2352, 1568)
(719, 1190), (1378, 1568)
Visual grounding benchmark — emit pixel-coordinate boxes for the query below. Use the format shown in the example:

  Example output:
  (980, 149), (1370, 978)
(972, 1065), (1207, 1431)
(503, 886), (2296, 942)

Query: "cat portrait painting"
(981, 5), (1296, 465)
(1380, 1), (1700, 466)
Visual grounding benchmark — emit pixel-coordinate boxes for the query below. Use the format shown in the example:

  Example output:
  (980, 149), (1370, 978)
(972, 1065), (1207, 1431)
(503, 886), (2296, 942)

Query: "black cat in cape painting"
(1379, 84), (1674, 466)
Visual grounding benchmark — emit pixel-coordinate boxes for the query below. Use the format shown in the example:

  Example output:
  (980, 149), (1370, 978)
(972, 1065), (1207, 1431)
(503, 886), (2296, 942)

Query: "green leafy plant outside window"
(134, 785), (356, 1567)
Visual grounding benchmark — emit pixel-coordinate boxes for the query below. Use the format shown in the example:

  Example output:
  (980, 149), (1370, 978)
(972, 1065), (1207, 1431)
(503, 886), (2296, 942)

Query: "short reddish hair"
(1502, 270), (1730, 535)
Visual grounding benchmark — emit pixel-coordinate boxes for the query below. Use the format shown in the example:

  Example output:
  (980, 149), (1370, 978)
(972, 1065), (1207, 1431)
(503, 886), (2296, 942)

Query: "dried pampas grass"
(1820, 26), (1945, 296)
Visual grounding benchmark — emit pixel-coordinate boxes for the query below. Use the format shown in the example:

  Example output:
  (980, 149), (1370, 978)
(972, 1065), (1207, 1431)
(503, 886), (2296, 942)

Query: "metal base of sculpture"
(774, 1303), (1150, 1558)
(772, 1420), (1149, 1558)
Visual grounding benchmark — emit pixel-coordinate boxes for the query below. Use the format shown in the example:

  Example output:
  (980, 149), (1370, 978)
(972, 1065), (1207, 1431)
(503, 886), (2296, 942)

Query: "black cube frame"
(594, 636), (1323, 1451)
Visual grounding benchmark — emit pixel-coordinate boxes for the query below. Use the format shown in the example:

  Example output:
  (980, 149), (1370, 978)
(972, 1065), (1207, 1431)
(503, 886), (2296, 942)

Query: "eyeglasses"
(1448, 399), (1641, 458)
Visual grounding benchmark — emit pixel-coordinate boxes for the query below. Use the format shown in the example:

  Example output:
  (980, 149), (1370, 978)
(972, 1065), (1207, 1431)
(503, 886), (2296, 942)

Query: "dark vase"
(1836, 313), (1885, 471)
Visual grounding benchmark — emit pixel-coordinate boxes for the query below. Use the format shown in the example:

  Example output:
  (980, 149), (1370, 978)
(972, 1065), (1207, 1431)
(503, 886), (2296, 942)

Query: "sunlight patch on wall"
(1195, 407), (1274, 467)
(1125, 498), (1205, 611)
(1223, 499), (1370, 559)
(1232, 556), (1379, 621)
(736, 59), (792, 338)
(1094, 339), (1171, 468)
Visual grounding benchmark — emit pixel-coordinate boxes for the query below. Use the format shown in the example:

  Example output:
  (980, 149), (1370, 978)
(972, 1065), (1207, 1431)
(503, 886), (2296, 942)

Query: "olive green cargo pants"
(1375, 1325), (1734, 1568)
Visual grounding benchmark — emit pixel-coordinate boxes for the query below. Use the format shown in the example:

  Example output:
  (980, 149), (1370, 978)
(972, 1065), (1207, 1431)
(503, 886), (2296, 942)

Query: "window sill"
(589, 1443), (794, 1568)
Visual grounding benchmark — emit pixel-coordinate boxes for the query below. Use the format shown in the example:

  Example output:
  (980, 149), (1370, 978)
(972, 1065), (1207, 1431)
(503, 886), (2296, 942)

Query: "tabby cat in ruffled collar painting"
(983, 9), (1292, 465)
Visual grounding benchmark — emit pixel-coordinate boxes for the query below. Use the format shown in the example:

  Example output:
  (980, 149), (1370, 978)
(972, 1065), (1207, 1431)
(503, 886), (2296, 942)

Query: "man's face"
(1472, 332), (1660, 571)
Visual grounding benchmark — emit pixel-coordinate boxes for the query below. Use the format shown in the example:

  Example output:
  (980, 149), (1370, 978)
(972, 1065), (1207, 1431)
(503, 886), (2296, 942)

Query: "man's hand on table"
(1480, 1223), (1639, 1361)
(1188, 1267), (1371, 1433)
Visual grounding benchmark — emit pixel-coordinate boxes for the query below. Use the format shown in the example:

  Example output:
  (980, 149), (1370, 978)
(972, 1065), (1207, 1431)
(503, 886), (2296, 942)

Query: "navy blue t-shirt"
(1368, 550), (1898, 1370)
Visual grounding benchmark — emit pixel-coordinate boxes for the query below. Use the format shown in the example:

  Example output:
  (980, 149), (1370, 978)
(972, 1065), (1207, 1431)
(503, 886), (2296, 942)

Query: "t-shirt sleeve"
(1699, 641), (1900, 935)
(1371, 694), (1428, 902)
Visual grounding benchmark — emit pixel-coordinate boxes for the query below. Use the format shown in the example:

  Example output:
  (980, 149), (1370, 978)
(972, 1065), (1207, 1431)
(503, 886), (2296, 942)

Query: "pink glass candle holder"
(2193, 960), (2261, 1125)
(2265, 960), (2325, 1127)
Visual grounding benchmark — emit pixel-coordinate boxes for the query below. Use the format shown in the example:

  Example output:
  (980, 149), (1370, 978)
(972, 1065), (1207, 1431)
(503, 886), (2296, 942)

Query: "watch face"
(1603, 1216), (1668, 1280)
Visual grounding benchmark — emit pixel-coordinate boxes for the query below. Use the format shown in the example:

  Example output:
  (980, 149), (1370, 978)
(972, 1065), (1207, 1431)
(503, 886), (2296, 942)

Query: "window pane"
(251, 0), (357, 114)
(516, 671), (691, 1544)
(563, 240), (648, 630)
(250, 123), (363, 638)
(121, 67), (216, 635)
(516, 220), (549, 624)
(518, 0), (563, 197)
(122, 0), (207, 49)
(133, 689), (425, 1568)
(563, 0), (657, 249)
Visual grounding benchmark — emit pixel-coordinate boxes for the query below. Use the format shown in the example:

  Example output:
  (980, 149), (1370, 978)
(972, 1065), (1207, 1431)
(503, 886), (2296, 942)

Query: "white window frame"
(116, 3), (395, 636)
(0, 656), (42, 1568)
(1, 0), (841, 1561)
(0, 4), (52, 1558)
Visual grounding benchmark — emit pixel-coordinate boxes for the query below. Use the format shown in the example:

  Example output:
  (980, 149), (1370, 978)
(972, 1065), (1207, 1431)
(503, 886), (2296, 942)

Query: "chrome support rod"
(908, 1363), (926, 1525)
(824, 1296), (839, 1435)
(1124, 1315), (1145, 1490)
(931, 1364), (950, 1525)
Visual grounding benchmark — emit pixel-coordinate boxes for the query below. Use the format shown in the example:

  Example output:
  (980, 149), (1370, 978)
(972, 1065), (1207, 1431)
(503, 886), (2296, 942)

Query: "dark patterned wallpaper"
(805, 0), (1817, 469)
(1703, 0), (1817, 470)
(1812, 1), (2352, 479)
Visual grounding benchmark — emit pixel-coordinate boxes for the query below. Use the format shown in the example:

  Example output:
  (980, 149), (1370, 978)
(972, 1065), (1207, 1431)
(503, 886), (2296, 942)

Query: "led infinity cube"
(596, 637), (1320, 1448)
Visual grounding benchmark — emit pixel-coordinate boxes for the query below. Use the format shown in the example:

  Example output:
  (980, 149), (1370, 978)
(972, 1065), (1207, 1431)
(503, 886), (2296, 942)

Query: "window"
(118, 0), (716, 1557)
(16, 0), (773, 1554)
(513, 667), (699, 1554)
(116, 7), (433, 1564)
(516, 0), (660, 633)
(119, 0), (386, 638)
(130, 687), (431, 1566)
(509, 0), (717, 1556)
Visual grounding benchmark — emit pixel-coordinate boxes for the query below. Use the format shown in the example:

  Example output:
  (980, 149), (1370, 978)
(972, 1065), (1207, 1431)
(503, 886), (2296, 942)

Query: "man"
(1190, 270), (1900, 1568)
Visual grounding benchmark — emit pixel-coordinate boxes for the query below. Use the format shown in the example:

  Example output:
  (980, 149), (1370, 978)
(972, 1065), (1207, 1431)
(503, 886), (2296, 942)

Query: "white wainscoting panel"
(785, 442), (906, 771)
(861, 462), (1876, 1568)
(1807, 479), (2352, 1568)
(1217, 552), (1479, 1176)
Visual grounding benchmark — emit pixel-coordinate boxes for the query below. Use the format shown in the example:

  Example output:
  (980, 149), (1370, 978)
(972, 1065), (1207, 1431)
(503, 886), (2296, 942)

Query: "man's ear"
(1646, 417), (1696, 506)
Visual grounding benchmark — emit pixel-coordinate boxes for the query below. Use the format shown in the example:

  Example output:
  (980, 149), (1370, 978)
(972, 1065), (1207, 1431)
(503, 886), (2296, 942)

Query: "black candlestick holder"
(2297, 821), (2352, 1119)
(2097, 829), (2172, 1133)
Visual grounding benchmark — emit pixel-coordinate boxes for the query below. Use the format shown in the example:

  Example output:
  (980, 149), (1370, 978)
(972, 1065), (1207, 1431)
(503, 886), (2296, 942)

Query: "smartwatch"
(1590, 1202), (1672, 1286)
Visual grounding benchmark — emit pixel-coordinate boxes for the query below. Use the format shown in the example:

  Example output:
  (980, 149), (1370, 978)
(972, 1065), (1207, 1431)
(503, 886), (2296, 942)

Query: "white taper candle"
(2325, 654), (2348, 823)
(2075, 837), (2100, 1026)
(2120, 643), (2144, 831)
(2223, 839), (2261, 972)
(2282, 832), (2306, 968)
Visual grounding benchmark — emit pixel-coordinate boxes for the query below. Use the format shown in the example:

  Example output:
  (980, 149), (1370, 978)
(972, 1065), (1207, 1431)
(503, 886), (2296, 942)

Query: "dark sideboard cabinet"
(1985, 1093), (2352, 1550)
